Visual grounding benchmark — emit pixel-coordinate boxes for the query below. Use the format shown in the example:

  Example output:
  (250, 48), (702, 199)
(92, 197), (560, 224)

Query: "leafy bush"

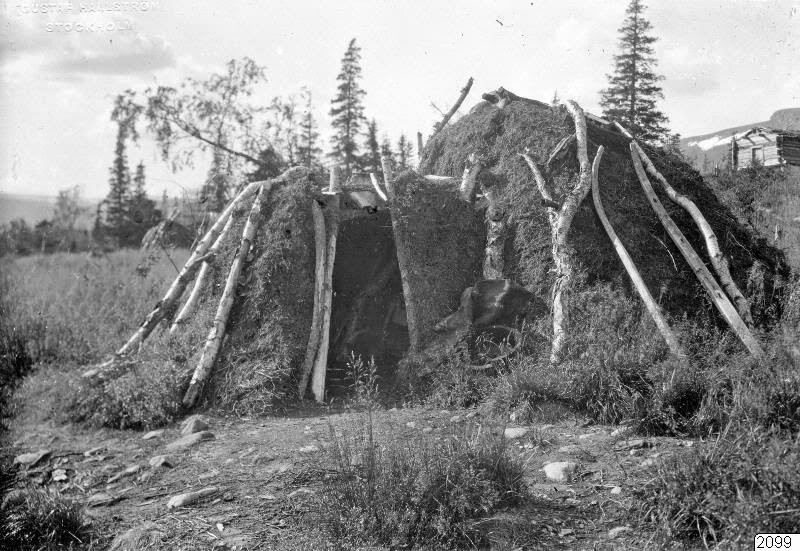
(316, 415), (526, 549)
(0, 487), (90, 550)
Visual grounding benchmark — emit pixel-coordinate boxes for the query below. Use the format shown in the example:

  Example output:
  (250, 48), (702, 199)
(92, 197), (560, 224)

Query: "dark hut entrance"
(326, 210), (409, 394)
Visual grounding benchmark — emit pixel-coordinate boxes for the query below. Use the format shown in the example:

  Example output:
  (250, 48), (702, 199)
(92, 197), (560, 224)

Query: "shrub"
(0, 487), (90, 550)
(637, 426), (800, 548)
(316, 415), (526, 549)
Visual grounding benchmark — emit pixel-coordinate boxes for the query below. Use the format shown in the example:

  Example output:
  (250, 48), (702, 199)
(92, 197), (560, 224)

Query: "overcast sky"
(1, 0), (798, 200)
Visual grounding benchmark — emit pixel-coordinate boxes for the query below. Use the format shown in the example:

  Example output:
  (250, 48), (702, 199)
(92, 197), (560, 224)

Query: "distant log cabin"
(731, 127), (800, 170)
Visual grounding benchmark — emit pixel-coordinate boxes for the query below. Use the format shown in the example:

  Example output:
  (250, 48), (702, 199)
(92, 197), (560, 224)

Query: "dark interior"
(326, 210), (409, 394)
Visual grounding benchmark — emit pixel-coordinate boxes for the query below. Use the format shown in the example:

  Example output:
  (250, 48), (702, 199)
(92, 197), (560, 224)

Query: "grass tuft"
(0, 486), (90, 550)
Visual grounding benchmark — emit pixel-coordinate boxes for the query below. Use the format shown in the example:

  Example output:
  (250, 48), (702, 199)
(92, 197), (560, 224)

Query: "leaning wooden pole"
(310, 169), (341, 403)
(90, 180), (265, 373)
(170, 215), (236, 333)
(629, 147), (764, 358)
(298, 199), (327, 399)
(591, 146), (685, 358)
(183, 184), (269, 408)
(630, 141), (754, 327)
(432, 76), (474, 136)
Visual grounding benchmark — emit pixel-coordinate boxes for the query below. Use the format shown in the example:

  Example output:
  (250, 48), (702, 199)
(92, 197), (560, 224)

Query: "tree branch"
(433, 77), (474, 135)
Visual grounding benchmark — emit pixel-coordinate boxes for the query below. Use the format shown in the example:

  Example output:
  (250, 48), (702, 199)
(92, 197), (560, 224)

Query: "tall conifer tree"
(298, 88), (322, 169)
(330, 38), (366, 176)
(600, 0), (669, 142)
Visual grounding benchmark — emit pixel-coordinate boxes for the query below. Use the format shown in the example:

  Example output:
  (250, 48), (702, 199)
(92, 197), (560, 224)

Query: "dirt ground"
(4, 407), (701, 550)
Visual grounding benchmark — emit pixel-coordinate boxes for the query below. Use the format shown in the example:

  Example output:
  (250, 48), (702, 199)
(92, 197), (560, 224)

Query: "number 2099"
(755, 534), (798, 550)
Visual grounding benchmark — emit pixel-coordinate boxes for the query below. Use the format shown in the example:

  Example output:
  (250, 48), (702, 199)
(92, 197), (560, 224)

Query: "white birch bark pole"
(520, 100), (593, 364)
(310, 168), (341, 402)
(169, 215), (236, 333)
(183, 184), (269, 408)
(368, 173), (388, 201)
(630, 147), (764, 358)
(297, 199), (327, 398)
(103, 180), (264, 361)
(483, 185), (506, 279)
(591, 146), (686, 358)
(630, 141), (754, 327)
(459, 153), (482, 202)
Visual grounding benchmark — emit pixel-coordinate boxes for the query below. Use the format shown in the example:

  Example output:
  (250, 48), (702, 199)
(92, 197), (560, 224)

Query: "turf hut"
(420, 88), (786, 361)
(89, 87), (785, 412)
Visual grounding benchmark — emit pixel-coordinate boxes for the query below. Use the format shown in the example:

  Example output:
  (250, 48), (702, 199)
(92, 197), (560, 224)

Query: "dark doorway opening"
(326, 210), (409, 397)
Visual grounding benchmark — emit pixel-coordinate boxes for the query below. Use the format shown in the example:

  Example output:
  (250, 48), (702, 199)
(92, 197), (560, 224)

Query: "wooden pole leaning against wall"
(183, 183), (270, 408)
(591, 146), (686, 359)
(169, 215), (236, 333)
(629, 147), (764, 358)
(83, 180), (267, 378)
(297, 199), (327, 399)
(629, 140), (755, 328)
(310, 167), (342, 403)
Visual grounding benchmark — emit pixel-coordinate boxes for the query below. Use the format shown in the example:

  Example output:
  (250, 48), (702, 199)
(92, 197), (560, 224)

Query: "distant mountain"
(680, 107), (800, 172)
(0, 192), (98, 228)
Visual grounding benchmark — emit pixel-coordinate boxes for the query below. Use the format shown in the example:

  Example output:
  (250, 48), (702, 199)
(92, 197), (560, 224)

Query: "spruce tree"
(126, 161), (158, 245)
(103, 123), (132, 248)
(380, 135), (396, 174)
(363, 119), (381, 174)
(330, 38), (366, 176)
(396, 134), (413, 171)
(298, 88), (322, 169)
(600, 0), (669, 142)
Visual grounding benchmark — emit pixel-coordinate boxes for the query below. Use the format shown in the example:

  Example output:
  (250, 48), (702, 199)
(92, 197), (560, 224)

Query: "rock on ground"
(543, 461), (578, 482)
(13, 449), (50, 466)
(166, 431), (215, 451)
(166, 486), (219, 509)
(180, 415), (210, 435)
(504, 427), (530, 440)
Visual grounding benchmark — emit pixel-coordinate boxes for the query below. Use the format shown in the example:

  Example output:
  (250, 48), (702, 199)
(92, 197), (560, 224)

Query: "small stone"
(259, 493), (277, 500)
(608, 526), (632, 539)
(543, 461), (578, 482)
(199, 470), (218, 480)
(84, 446), (104, 456)
(166, 486), (219, 509)
(559, 528), (575, 537)
(180, 415), (209, 435)
(166, 431), (215, 451)
(405, 421), (416, 429)
(679, 440), (694, 447)
(465, 411), (477, 419)
(422, 427), (433, 434)
(388, 407), (398, 412)
(640, 458), (656, 468)
(297, 445), (319, 453)
(610, 486), (622, 495)
(87, 492), (117, 507)
(557, 444), (582, 454)
(13, 449), (50, 466)
(504, 427), (530, 440)
(142, 430), (164, 440)
(287, 488), (315, 499)
(108, 464), (140, 483)
(450, 415), (462, 423)
(52, 469), (68, 482)
(149, 455), (173, 469)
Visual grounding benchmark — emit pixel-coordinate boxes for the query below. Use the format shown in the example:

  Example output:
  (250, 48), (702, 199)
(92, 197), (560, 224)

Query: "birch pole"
(520, 99), (593, 364)
(91, 180), (265, 370)
(297, 199), (327, 399)
(183, 183), (269, 408)
(630, 141), (754, 327)
(169, 215), (236, 333)
(483, 185), (506, 279)
(310, 169), (341, 403)
(630, 147), (764, 358)
(591, 146), (685, 358)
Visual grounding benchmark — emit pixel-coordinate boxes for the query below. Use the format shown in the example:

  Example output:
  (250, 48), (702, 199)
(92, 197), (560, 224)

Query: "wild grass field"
(1, 165), (799, 549)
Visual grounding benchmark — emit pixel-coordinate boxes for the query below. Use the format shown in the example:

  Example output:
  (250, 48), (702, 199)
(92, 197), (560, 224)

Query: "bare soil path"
(4, 407), (699, 549)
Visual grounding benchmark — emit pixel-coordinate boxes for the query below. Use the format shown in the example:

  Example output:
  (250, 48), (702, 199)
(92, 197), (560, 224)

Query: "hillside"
(0, 192), (99, 229)
(680, 107), (800, 172)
